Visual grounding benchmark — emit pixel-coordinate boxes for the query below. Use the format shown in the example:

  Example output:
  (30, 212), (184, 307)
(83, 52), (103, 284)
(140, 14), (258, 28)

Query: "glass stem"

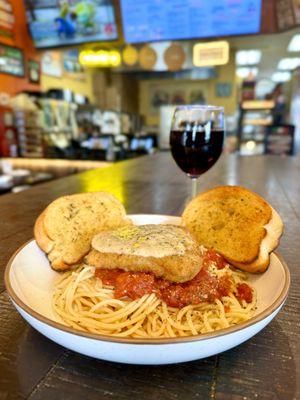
(191, 177), (198, 198)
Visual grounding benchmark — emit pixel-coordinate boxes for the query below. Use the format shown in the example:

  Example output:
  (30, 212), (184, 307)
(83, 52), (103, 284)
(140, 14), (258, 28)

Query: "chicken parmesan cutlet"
(85, 224), (203, 283)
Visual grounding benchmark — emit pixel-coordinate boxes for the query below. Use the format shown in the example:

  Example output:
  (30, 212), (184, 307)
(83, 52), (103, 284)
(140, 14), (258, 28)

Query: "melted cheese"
(91, 224), (195, 258)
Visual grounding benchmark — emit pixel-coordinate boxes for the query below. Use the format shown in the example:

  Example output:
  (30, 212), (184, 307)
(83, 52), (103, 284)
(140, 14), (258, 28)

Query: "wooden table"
(0, 152), (299, 400)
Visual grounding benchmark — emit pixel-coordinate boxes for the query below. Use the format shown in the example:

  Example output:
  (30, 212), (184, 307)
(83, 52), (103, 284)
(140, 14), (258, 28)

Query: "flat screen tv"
(25, 0), (118, 49)
(120, 0), (262, 44)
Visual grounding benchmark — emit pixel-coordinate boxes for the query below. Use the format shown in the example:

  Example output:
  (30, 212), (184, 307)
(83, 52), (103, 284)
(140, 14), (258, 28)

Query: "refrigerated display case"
(264, 124), (295, 155)
(237, 100), (275, 155)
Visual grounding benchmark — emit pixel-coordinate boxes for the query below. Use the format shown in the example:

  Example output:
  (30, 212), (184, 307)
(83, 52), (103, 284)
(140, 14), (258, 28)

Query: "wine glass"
(170, 105), (224, 198)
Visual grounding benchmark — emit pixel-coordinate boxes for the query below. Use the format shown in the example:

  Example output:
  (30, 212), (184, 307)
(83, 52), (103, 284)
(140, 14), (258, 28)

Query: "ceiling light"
(79, 50), (121, 67)
(109, 51), (122, 67)
(277, 58), (300, 70)
(271, 71), (291, 82)
(236, 50), (261, 66)
(288, 34), (300, 52)
(246, 140), (256, 150)
(236, 67), (258, 79)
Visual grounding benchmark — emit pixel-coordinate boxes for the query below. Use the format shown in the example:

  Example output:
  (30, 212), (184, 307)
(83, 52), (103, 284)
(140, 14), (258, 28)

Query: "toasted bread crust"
(228, 207), (284, 273)
(34, 211), (54, 254)
(182, 186), (278, 270)
(34, 211), (77, 271)
(34, 192), (129, 271)
(34, 211), (71, 271)
(229, 256), (270, 273)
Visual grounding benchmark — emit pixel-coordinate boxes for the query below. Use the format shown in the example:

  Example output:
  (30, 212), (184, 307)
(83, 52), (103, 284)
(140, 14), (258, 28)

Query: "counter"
(1, 158), (111, 178)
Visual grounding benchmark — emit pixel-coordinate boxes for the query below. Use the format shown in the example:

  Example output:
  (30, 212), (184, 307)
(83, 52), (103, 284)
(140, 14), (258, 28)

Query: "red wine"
(170, 129), (224, 177)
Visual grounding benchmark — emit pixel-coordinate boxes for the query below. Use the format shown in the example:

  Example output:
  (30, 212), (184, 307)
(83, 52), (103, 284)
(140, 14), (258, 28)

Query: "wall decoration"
(292, 0), (300, 24)
(215, 83), (232, 98)
(190, 90), (206, 104)
(149, 83), (208, 115)
(0, 44), (24, 77)
(28, 59), (40, 83)
(276, 0), (295, 30)
(63, 49), (85, 80)
(41, 51), (62, 77)
(193, 41), (229, 67)
(139, 45), (157, 70)
(164, 44), (185, 71)
(123, 45), (138, 66)
(150, 88), (170, 112)
(171, 90), (186, 105)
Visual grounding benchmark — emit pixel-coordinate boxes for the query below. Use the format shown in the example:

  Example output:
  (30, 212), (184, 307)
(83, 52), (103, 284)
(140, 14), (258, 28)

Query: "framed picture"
(149, 83), (207, 115)
(216, 83), (232, 98)
(171, 90), (186, 105)
(190, 90), (206, 104)
(28, 59), (40, 83)
(0, 44), (24, 77)
(41, 51), (62, 78)
(149, 86), (170, 115)
(63, 49), (85, 81)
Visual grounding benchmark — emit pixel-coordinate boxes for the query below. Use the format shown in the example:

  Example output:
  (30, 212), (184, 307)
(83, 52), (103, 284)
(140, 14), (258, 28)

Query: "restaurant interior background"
(0, 0), (300, 194)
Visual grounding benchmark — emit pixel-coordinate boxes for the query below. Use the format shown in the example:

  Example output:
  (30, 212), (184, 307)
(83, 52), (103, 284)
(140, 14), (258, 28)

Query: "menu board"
(0, 44), (24, 77)
(265, 125), (295, 156)
(120, 0), (262, 43)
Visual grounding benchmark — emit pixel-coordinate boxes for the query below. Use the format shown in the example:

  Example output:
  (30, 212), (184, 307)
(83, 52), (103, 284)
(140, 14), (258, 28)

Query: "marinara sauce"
(94, 249), (253, 308)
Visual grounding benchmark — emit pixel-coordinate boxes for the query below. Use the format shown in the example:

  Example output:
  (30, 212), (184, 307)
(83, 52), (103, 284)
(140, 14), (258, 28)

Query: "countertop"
(0, 152), (299, 400)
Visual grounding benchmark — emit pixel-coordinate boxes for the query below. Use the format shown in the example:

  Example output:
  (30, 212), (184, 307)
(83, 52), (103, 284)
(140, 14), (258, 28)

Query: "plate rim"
(4, 214), (291, 345)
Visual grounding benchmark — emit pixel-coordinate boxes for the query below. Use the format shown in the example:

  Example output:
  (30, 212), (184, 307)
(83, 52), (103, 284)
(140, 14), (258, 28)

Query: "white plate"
(4, 214), (290, 365)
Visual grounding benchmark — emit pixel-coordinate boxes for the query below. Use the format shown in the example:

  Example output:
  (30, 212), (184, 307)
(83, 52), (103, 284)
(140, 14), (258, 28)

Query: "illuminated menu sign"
(0, 44), (24, 77)
(121, 0), (262, 43)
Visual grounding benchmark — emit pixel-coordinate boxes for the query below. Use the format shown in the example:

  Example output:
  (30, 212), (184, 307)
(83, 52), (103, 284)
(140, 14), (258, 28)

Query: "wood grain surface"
(0, 152), (299, 400)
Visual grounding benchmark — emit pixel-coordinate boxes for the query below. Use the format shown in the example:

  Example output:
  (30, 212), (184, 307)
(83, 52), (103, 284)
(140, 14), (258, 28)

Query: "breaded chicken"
(85, 224), (203, 283)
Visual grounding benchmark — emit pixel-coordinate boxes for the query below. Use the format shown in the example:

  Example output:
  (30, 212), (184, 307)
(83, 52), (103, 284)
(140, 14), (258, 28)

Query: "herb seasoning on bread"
(182, 186), (283, 273)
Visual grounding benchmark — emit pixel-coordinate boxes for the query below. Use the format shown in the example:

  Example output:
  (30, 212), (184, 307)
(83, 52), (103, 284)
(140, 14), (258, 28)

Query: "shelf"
(43, 128), (73, 133)
(241, 100), (275, 110)
(243, 119), (272, 126)
(240, 139), (265, 144)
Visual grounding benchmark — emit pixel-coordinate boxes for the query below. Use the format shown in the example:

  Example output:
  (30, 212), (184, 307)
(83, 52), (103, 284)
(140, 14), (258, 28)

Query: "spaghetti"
(52, 255), (257, 338)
